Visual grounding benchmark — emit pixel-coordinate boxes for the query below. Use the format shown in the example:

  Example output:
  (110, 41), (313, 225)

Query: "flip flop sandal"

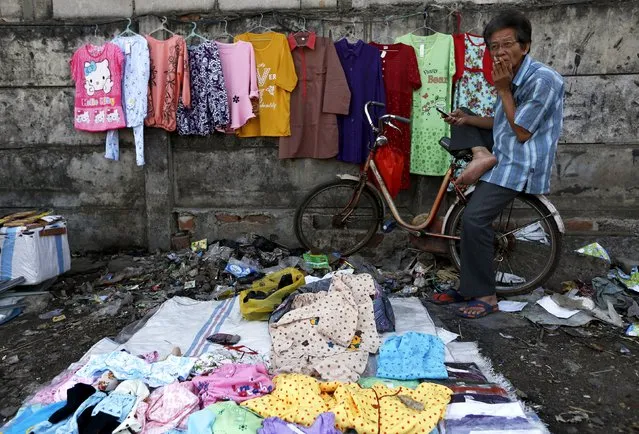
(458, 299), (499, 319)
(430, 288), (470, 305)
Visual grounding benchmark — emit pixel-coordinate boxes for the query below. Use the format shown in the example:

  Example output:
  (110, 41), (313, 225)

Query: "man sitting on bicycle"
(436, 10), (565, 318)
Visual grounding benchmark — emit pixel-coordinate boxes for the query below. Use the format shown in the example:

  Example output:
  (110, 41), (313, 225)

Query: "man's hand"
(493, 59), (514, 94)
(443, 109), (471, 126)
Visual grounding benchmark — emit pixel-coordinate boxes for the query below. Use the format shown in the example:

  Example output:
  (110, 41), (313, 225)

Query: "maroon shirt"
(369, 42), (421, 190)
(279, 33), (351, 159)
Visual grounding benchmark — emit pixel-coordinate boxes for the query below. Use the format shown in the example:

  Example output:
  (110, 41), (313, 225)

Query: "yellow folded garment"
(242, 374), (452, 434)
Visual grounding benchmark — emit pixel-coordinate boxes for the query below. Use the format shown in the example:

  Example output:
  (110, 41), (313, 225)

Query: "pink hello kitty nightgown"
(70, 43), (126, 132)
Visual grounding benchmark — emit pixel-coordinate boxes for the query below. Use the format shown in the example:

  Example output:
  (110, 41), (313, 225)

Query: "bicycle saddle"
(439, 137), (472, 161)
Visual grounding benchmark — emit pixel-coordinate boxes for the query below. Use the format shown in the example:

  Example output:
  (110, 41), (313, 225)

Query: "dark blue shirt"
(334, 39), (386, 164)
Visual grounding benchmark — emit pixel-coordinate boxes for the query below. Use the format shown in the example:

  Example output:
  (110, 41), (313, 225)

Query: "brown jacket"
(279, 34), (351, 159)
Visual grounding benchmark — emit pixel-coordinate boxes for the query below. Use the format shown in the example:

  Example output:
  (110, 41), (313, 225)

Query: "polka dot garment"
(242, 373), (452, 433)
(269, 274), (381, 382)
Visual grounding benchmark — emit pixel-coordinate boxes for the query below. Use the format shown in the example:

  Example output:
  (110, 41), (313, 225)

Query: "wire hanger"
(118, 18), (138, 37)
(247, 12), (274, 35)
(214, 19), (234, 42)
(292, 16), (312, 47)
(408, 10), (438, 36)
(147, 16), (176, 38)
(186, 21), (208, 43)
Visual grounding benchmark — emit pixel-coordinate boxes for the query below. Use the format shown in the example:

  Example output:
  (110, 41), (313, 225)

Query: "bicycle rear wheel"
(445, 192), (562, 296)
(294, 180), (382, 256)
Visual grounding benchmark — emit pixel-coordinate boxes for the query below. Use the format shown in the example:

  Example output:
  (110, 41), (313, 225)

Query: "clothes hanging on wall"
(334, 39), (386, 164)
(369, 42), (421, 189)
(177, 41), (230, 136)
(453, 33), (496, 117)
(279, 33), (351, 159)
(395, 33), (455, 176)
(105, 35), (150, 166)
(234, 32), (298, 137)
(215, 40), (259, 132)
(145, 35), (191, 132)
(70, 43), (127, 132)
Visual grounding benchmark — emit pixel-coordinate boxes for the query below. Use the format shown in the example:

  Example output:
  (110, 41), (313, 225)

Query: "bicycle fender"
(336, 174), (387, 217)
(441, 185), (565, 234)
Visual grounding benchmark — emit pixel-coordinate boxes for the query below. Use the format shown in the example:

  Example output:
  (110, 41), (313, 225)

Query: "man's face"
(488, 28), (530, 70)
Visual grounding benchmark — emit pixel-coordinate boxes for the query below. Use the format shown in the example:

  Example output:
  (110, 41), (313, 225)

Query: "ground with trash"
(1, 234), (638, 433)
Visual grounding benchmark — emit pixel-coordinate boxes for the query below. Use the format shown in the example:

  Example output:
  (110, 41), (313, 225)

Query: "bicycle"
(294, 101), (564, 296)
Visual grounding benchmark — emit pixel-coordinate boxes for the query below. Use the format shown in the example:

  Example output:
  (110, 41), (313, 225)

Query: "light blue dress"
(377, 332), (448, 380)
(106, 35), (150, 166)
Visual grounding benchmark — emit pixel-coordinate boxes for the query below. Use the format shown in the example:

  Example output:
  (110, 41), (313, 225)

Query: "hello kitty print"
(70, 43), (126, 131)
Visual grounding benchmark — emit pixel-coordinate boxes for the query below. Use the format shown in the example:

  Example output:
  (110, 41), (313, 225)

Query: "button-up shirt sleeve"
(514, 77), (557, 134)
(323, 42), (351, 115)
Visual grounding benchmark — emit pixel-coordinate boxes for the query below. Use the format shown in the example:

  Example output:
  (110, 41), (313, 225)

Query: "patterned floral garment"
(450, 33), (497, 189)
(177, 41), (230, 135)
(453, 34), (496, 117)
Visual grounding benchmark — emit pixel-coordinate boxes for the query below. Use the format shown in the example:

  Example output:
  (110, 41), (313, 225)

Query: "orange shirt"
(145, 35), (191, 131)
(234, 32), (297, 137)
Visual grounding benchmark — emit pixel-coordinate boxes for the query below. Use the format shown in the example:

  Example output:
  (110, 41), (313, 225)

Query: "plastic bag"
(239, 268), (305, 321)
(373, 146), (405, 198)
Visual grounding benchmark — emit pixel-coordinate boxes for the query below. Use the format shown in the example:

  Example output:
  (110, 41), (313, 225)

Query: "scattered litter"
(3, 355), (19, 365)
(575, 242), (610, 262)
(498, 300), (528, 312)
(211, 285), (235, 301)
(499, 332), (514, 339)
(400, 285), (418, 295)
(556, 410), (590, 424)
(38, 308), (63, 320)
(191, 239), (208, 252)
(536, 295), (580, 319)
(184, 280), (196, 290)
(302, 253), (330, 270)
(224, 258), (257, 278)
(619, 345), (631, 354)
(626, 323), (639, 337)
(52, 314), (66, 322)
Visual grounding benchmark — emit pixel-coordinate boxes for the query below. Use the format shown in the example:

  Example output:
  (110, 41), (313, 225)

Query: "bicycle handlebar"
(364, 101), (411, 134)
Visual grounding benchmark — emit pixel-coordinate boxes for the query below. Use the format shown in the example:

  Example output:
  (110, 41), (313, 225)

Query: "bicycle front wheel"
(445, 192), (562, 296)
(294, 180), (382, 256)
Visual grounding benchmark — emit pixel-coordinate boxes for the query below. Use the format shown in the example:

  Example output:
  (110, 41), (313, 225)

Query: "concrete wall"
(0, 0), (637, 252)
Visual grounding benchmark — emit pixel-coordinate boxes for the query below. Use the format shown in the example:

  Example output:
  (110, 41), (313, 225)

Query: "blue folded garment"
(377, 332), (448, 380)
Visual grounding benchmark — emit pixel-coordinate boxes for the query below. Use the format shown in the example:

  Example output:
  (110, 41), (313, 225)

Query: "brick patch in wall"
(215, 213), (273, 224)
(565, 218), (599, 232)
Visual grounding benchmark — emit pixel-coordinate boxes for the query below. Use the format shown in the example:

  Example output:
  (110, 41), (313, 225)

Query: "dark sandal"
(430, 288), (470, 305)
(458, 299), (499, 319)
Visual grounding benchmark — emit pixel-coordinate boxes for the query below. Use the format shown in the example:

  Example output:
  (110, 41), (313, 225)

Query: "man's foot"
(454, 149), (497, 185)
(458, 295), (499, 319)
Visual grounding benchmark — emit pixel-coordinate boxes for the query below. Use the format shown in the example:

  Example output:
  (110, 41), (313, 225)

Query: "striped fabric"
(481, 55), (564, 194)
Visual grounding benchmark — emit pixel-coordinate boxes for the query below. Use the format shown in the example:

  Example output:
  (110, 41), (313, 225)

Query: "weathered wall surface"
(1, 0), (637, 252)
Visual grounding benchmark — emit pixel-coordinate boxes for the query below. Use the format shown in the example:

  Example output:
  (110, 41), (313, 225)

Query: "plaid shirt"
(481, 55), (564, 194)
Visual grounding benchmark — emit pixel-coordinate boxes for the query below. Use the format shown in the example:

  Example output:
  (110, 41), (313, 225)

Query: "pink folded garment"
(192, 363), (274, 407)
(138, 381), (199, 434)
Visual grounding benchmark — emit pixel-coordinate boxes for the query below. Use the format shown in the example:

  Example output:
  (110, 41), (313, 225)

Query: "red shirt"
(369, 42), (421, 190)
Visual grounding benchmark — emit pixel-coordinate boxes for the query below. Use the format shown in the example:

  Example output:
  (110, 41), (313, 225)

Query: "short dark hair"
(483, 10), (532, 48)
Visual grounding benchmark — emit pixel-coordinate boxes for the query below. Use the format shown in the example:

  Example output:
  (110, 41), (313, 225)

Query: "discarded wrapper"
(190, 239), (208, 252)
(52, 314), (66, 322)
(184, 280), (196, 289)
(575, 242), (610, 263)
(626, 323), (638, 337)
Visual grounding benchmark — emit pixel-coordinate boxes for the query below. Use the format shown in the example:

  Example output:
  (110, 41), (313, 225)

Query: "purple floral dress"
(177, 41), (230, 135)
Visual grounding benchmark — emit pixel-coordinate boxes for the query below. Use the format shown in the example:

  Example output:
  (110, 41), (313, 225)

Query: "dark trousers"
(459, 181), (519, 298)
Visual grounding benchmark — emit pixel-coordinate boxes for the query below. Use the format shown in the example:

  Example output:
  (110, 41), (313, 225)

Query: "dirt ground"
(1, 253), (639, 433)
(428, 302), (639, 433)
